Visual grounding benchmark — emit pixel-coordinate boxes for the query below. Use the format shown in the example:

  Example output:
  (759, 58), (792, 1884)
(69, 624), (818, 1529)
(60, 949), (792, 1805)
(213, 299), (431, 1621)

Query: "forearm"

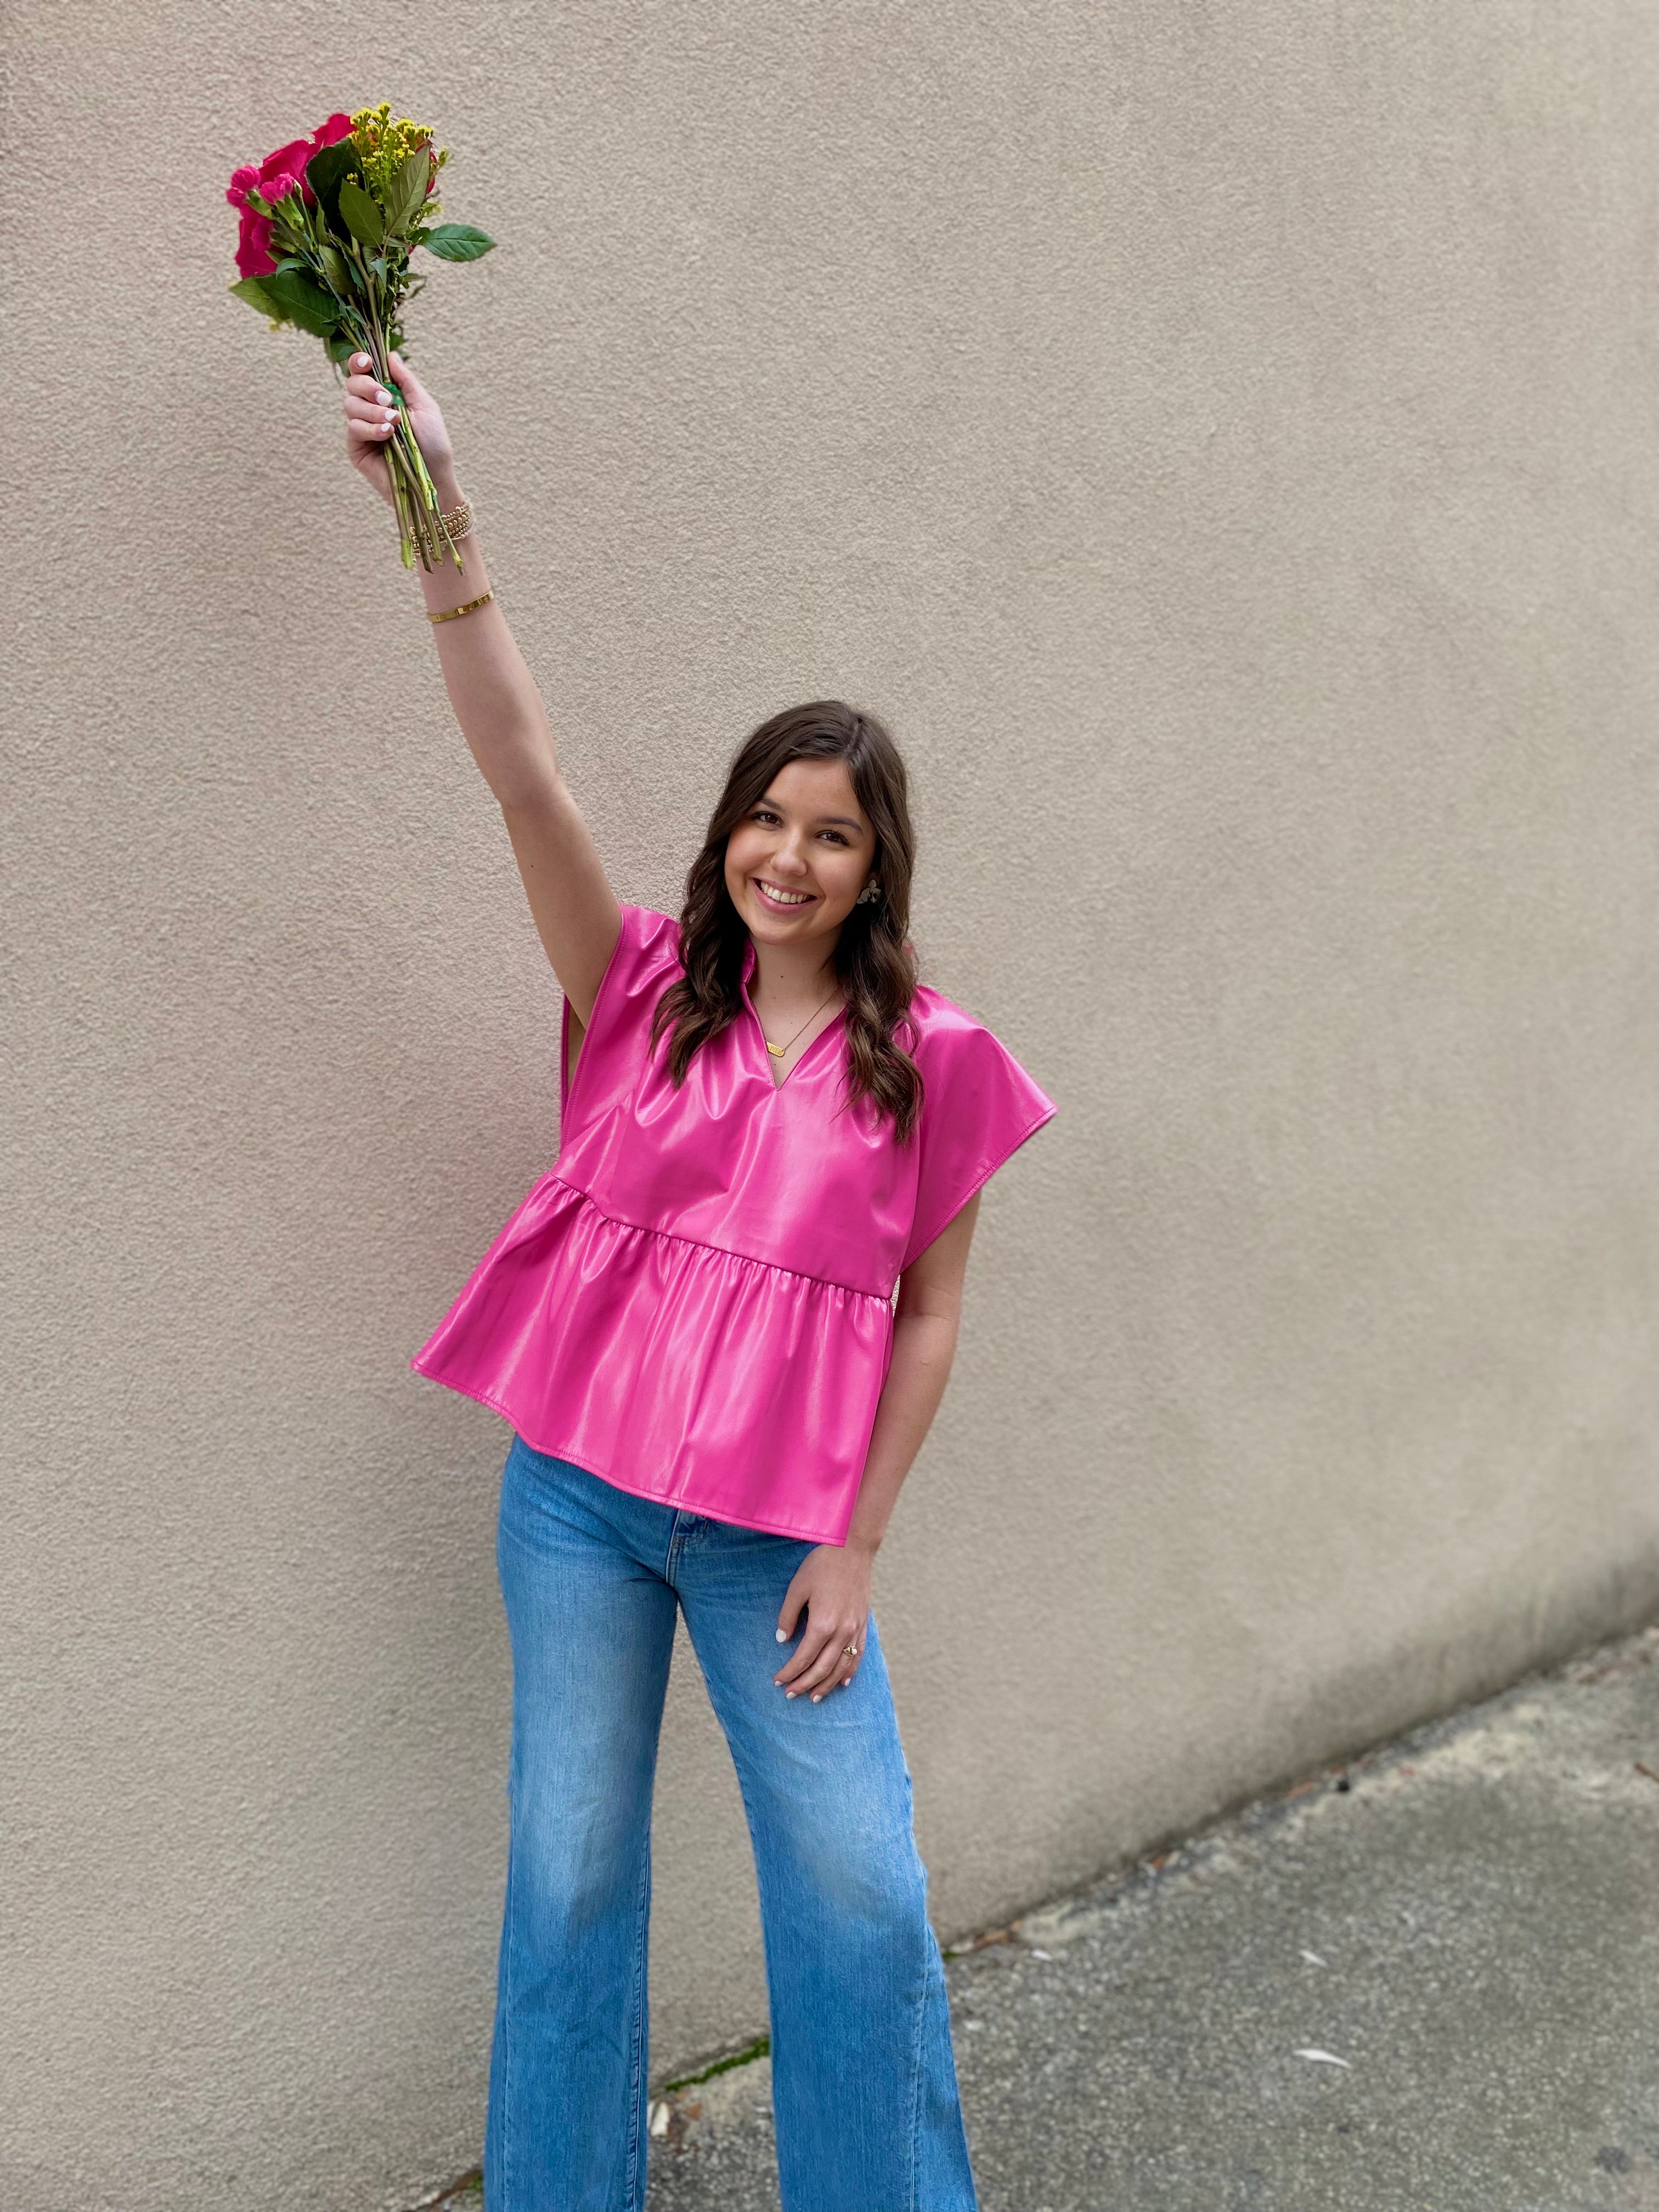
(413, 459), (561, 809)
(842, 1309), (961, 1556)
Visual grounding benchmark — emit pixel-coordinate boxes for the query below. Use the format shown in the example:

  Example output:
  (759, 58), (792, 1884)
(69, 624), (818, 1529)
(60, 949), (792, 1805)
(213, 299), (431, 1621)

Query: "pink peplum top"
(410, 902), (1057, 1544)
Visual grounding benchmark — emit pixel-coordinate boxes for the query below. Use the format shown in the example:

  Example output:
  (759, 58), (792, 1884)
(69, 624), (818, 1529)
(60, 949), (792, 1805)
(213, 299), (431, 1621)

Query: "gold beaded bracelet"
(414, 499), (475, 566)
(427, 588), (496, 624)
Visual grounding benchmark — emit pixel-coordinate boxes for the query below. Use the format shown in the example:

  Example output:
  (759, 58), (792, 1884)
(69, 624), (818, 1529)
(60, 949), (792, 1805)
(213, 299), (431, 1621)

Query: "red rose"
(308, 112), (354, 156)
(225, 176), (276, 279)
(258, 136), (314, 189)
(226, 114), (356, 281)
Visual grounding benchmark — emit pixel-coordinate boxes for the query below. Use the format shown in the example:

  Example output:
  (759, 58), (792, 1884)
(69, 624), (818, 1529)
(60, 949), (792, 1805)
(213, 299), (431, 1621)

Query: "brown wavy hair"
(648, 701), (924, 1140)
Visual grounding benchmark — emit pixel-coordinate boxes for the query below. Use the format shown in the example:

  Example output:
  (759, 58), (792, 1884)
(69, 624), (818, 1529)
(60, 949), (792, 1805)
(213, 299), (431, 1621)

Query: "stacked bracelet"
(427, 588), (496, 624)
(415, 498), (475, 564)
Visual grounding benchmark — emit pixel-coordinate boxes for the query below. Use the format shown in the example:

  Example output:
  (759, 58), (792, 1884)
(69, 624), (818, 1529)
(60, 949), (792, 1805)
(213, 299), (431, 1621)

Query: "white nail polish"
(775, 1629), (788, 1642)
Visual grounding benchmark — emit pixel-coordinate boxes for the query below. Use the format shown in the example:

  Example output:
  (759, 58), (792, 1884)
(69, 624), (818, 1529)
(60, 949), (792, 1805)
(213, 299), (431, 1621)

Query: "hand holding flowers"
(342, 348), (453, 513)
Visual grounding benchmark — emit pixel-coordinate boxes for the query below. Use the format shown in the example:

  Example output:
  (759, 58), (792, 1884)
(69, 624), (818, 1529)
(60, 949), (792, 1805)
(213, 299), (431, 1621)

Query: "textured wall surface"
(4, 3), (1656, 2207)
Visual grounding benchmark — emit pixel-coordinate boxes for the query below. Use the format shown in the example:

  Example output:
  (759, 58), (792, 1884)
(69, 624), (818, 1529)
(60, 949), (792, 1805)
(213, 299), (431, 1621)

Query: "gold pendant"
(766, 1041), (786, 1057)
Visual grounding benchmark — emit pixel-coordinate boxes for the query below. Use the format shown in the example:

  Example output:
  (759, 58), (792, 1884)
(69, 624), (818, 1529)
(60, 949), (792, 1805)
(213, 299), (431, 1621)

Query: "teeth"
(756, 881), (812, 906)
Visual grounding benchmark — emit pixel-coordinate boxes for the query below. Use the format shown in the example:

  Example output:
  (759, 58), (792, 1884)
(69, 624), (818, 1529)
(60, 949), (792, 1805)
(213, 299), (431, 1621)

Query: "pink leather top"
(410, 904), (1057, 1542)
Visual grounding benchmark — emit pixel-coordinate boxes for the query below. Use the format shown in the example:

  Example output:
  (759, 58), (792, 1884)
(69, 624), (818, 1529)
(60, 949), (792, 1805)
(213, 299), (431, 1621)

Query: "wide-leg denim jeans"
(486, 1434), (979, 2212)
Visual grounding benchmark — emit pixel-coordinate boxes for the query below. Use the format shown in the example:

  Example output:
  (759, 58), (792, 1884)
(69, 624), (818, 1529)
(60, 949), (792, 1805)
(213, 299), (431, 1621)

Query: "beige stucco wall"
(5, 3), (1656, 2205)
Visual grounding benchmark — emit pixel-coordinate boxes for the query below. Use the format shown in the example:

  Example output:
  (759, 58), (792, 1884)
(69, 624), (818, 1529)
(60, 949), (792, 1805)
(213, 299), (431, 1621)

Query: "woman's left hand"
(775, 1542), (874, 1702)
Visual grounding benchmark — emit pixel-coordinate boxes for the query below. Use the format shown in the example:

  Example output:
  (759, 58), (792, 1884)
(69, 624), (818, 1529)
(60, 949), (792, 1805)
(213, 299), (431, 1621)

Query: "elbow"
(495, 757), (568, 820)
(895, 1300), (963, 1365)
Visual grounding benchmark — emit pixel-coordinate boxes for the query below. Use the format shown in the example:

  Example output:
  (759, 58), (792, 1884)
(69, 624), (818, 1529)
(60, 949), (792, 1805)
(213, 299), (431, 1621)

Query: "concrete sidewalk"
(428, 1618), (1659, 2211)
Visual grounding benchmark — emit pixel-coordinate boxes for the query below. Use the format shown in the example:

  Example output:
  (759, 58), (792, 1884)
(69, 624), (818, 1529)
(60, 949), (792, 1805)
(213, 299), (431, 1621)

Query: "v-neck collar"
(740, 936), (848, 1093)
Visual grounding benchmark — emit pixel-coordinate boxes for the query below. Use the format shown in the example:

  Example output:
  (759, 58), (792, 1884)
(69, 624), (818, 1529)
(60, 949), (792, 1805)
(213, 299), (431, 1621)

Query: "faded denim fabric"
(486, 1433), (978, 2212)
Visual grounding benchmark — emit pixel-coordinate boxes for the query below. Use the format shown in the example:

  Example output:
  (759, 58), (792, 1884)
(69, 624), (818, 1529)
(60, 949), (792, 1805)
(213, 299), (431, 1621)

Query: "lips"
(753, 878), (817, 911)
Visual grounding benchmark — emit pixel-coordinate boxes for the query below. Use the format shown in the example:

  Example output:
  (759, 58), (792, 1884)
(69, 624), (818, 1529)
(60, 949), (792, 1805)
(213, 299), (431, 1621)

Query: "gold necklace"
(763, 984), (842, 1059)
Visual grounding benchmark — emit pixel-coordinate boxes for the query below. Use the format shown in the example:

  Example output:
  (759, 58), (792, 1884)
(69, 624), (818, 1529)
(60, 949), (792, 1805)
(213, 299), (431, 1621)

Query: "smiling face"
(722, 756), (880, 949)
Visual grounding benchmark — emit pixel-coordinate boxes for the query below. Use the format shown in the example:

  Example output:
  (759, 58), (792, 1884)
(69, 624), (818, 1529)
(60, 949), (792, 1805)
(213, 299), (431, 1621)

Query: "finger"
(775, 1587), (807, 1652)
(342, 400), (398, 433)
(385, 348), (423, 398)
(779, 1620), (855, 1696)
(832, 1624), (867, 1691)
(346, 411), (396, 445)
(344, 354), (402, 400)
(344, 374), (397, 405)
(794, 1631), (862, 1702)
(777, 1619), (839, 1693)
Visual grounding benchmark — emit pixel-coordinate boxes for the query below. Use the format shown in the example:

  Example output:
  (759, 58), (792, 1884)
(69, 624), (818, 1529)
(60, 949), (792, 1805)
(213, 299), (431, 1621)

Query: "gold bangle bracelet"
(427, 588), (495, 624)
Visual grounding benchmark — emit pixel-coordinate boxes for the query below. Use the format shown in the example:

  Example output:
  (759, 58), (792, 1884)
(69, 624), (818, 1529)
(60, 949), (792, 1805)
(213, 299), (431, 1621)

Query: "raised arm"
(342, 348), (621, 1023)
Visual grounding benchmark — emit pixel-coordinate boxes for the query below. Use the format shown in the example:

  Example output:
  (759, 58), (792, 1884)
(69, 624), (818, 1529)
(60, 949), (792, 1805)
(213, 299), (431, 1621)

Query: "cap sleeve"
(559, 902), (681, 1136)
(899, 1002), (1057, 1273)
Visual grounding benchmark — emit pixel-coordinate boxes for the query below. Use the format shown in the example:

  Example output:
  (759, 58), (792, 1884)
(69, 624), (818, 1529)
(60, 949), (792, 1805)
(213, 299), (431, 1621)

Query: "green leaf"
(306, 139), (363, 237)
(262, 266), (342, 336)
(228, 275), (285, 320)
(387, 150), (431, 234)
(318, 241), (352, 295)
(325, 332), (359, 365)
(306, 139), (358, 194)
(336, 177), (385, 248)
(421, 223), (495, 262)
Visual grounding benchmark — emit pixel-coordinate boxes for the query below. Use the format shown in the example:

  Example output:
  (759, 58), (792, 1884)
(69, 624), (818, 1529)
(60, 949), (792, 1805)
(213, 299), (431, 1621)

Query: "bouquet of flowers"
(226, 105), (495, 571)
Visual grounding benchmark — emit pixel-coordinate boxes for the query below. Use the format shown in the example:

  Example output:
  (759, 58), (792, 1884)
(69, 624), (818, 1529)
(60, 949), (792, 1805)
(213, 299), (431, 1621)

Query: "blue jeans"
(486, 1435), (979, 2212)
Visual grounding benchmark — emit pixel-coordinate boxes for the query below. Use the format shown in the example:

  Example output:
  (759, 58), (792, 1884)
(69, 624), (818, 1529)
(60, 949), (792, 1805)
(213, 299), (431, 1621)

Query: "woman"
(341, 349), (1056, 2212)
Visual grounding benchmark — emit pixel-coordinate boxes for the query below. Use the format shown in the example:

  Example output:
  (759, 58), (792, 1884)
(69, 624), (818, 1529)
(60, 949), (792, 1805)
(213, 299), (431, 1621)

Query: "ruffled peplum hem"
(410, 1174), (895, 1544)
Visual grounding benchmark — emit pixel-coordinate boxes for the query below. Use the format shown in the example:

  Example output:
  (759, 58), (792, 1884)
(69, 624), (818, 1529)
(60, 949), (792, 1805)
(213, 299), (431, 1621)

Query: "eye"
(819, 830), (850, 845)
(751, 806), (781, 825)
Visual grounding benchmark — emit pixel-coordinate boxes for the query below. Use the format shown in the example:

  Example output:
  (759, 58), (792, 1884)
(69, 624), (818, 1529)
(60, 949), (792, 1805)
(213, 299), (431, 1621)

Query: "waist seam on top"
(539, 1172), (894, 1304)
